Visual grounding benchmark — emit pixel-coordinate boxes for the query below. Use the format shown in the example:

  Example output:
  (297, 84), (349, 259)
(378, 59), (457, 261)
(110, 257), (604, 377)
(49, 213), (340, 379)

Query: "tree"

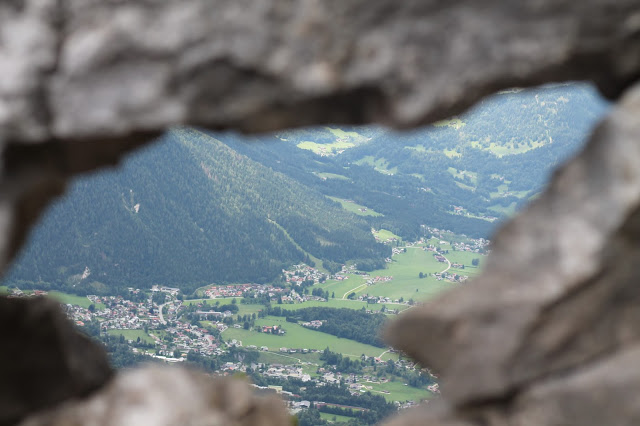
(173, 350), (181, 358)
(331, 292), (335, 299)
(472, 258), (480, 267)
(418, 272), (424, 279)
(88, 303), (95, 312)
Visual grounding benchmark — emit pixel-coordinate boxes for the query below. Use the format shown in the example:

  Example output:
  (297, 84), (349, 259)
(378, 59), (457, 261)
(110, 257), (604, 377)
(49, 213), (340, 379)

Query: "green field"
(327, 196), (383, 217)
(317, 275), (367, 299)
(319, 412), (355, 423)
(325, 127), (369, 142)
(364, 380), (434, 403)
(297, 140), (355, 155)
(279, 298), (409, 313)
(223, 316), (393, 359)
(316, 172), (350, 181)
(48, 291), (106, 310)
(257, 350), (323, 366)
(107, 329), (154, 344)
(364, 248), (453, 302)
(433, 117), (465, 129)
(470, 139), (547, 157)
(354, 156), (398, 175)
(447, 167), (477, 185)
(184, 299), (264, 316)
(372, 229), (401, 243)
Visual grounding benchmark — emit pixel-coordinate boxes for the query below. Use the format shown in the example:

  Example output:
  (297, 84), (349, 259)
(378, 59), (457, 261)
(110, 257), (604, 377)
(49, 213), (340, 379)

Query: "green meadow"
(319, 412), (355, 423)
(279, 298), (408, 312)
(222, 316), (394, 359)
(48, 291), (106, 310)
(364, 248), (453, 301)
(107, 328), (154, 344)
(327, 196), (383, 217)
(372, 229), (401, 243)
(315, 172), (350, 181)
(364, 380), (435, 403)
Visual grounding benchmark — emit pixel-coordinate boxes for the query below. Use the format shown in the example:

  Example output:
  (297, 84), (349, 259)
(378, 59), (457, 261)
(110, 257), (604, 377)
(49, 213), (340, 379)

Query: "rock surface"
(0, 296), (112, 426)
(2, 0), (640, 144)
(2, 1), (640, 425)
(384, 82), (640, 424)
(19, 367), (290, 426)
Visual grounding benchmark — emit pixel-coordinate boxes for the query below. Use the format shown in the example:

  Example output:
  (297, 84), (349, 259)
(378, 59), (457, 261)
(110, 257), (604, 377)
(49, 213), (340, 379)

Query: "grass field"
(317, 275), (366, 298)
(433, 117), (465, 129)
(223, 316), (393, 359)
(184, 299), (265, 316)
(279, 298), (409, 313)
(372, 229), (401, 243)
(325, 127), (369, 142)
(355, 156), (398, 175)
(365, 248), (453, 302)
(447, 167), (477, 185)
(316, 172), (350, 180)
(297, 140), (355, 155)
(48, 291), (106, 310)
(364, 380), (434, 403)
(327, 196), (383, 217)
(107, 329), (154, 344)
(257, 350), (323, 366)
(470, 139), (547, 157)
(319, 412), (355, 423)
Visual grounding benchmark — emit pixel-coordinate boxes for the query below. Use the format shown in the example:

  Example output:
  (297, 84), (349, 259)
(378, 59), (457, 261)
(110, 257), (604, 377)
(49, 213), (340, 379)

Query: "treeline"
(268, 306), (387, 347)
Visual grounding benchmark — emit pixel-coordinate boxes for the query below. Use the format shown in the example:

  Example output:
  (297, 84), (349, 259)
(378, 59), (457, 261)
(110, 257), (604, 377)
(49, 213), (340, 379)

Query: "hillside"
(221, 83), (609, 239)
(4, 128), (389, 294)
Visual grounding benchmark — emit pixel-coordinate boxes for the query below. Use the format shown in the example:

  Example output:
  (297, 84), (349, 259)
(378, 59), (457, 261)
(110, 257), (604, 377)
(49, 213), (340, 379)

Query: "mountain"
(219, 83), (609, 239)
(5, 128), (389, 295)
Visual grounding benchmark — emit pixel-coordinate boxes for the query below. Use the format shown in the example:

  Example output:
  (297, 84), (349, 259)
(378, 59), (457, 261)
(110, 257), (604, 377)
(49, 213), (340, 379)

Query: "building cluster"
(155, 322), (221, 357)
(282, 264), (326, 285)
(204, 283), (262, 298)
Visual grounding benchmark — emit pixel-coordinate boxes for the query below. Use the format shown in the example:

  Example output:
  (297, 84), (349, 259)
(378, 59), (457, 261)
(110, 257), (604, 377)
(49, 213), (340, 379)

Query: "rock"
(19, 366), (290, 426)
(0, 296), (112, 426)
(1, 0), (640, 144)
(384, 82), (640, 421)
(2, 1), (640, 426)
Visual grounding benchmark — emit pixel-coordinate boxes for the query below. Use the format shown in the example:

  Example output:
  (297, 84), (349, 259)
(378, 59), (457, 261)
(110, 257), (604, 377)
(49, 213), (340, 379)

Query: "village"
(1, 228), (488, 418)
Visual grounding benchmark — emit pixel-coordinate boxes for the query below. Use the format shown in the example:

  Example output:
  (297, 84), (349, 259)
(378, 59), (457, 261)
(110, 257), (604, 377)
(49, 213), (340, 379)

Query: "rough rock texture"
(3, 1), (640, 425)
(19, 367), (290, 426)
(0, 296), (113, 426)
(384, 82), (640, 425)
(1, 0), (640, 269)
(3, 0), (640, 144)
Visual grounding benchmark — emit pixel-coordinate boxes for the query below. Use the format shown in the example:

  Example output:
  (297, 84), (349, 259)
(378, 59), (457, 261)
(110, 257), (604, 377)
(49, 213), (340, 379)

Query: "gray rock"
(384, 82), (640, 418)
(2, 1), (640, 426)
(1, 0), (640, 144)
(19, 366), (290, 426)
(0, 296), (112, 426)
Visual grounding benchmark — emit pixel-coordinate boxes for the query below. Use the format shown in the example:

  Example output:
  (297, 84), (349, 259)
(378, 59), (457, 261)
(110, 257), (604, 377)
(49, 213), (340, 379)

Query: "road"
(342, 282), (369, 300)
(439, 256), (452, 274)
(158, 302), (169, 324)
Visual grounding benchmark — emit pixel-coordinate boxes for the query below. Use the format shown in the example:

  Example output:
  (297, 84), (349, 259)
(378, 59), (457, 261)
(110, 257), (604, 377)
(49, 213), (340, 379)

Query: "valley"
(1, 83), (609, 425)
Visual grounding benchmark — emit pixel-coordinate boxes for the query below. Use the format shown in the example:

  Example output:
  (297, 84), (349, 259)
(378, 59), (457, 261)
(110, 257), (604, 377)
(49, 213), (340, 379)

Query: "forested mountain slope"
(221, 84), (608, 240)
(5, 128), (388, 294)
